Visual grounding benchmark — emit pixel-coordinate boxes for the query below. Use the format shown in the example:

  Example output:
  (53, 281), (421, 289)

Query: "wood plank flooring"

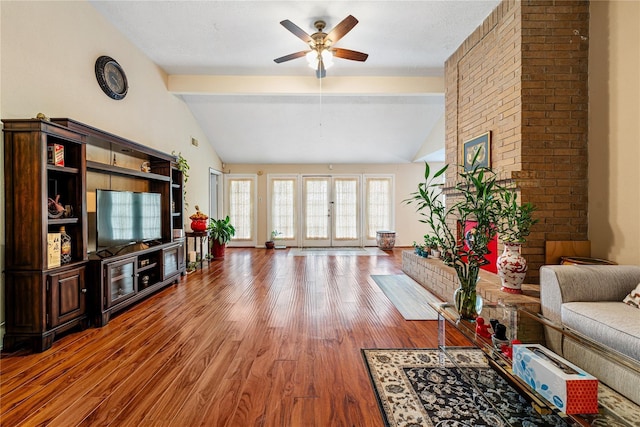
(0, 248), (470, 426)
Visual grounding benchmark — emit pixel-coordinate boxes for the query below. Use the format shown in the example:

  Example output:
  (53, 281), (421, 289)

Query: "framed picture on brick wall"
(463, 131), (491, 171)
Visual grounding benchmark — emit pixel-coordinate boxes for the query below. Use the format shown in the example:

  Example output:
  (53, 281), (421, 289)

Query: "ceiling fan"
(274, 15), (369, 79)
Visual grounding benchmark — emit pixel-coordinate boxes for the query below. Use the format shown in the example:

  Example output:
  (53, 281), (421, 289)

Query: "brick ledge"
(401, 251), (540, 313)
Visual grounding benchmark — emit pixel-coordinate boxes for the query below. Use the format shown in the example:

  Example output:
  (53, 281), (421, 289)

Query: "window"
(365, 176), (394, 241)
(225, 175), (257, 245)
(334, 178), (358, 240)
(270, 177), (296, 240)
(304, 178), (329, 239)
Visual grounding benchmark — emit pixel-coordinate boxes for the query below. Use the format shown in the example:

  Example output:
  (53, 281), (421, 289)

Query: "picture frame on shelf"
(463, 131), (491, 171)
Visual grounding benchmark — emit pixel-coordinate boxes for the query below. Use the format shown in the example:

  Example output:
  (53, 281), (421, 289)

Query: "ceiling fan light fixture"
(321, 49), (334, 69)
(275, 15), (366, 78)
(306, 50), (319, 69)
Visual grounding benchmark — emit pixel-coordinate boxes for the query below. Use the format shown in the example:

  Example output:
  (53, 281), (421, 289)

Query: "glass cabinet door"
(163, 247), (179, 279)
(106, 257), (137, 306)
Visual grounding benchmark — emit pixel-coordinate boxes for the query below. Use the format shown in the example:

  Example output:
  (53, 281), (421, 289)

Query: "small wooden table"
(185, 231), (208, 270)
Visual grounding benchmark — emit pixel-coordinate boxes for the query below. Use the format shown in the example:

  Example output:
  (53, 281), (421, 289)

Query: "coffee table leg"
(438, 311), (445, 349)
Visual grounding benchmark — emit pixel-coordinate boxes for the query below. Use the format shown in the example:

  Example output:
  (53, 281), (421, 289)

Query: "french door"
(301, 176), (360, 247)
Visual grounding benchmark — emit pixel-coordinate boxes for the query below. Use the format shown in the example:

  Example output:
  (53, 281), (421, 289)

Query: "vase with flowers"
(496, 191), (538, 293)
(405, 161), (503, 320)
(189, 206), (208, 232)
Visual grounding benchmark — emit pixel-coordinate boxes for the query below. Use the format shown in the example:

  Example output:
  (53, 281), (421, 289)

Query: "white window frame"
(363, 174), (395, 247)
(267, 174), (299, 248)
(224, 174), (257, 247)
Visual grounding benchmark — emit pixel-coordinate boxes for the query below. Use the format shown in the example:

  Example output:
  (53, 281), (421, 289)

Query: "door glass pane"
(110, 261), (135, 302)
(271, 179), (296, 239)
(305, 179), (328, 239)
(334, 179), (358, 240)
(366, 177), (392, 239)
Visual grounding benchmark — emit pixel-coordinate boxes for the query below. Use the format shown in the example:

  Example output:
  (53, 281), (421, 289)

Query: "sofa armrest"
(540, 265), (640, 323)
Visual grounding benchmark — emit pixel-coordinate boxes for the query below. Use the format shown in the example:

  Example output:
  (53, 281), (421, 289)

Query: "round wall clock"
(95, 56), (128, 100)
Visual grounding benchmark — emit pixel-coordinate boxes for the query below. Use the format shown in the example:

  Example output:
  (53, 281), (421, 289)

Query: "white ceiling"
(89, 0), (500, 164)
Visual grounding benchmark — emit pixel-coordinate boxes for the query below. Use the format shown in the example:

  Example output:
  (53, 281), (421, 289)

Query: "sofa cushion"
(561, 302), (640, 361)
(623, 283), (640, 308)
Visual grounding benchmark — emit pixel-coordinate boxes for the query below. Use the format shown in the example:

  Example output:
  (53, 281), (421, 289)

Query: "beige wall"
(0, 0), (4, 346)
(589, 0), (640, 263)
(0, 1), (222, 346)
(226, 162), (438, 247)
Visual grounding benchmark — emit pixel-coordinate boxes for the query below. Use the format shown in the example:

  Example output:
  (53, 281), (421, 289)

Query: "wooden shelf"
(87, 160), (170, 182)
(47, 164), (80, 174)
(49, 217), (80, 225)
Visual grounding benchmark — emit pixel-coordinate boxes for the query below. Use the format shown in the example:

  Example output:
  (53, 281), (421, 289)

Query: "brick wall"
(443, 0), (589, 283)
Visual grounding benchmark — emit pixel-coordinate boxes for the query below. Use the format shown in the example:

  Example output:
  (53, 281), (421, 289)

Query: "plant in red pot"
(207, 216), (236, 259)
(189, 206), (208, 232)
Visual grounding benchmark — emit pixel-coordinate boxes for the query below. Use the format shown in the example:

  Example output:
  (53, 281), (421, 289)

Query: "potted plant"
(405, 161), (502, 320)
(172, 151), (189, 208)
(496, 191), (538, 293)
(413, 242), (428, 258)
(265, 230), (280, 249)
(423, 234), (440, 257)
(207, 216), (236, 259)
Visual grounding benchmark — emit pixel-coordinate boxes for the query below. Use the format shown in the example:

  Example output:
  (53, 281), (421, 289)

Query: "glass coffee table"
(431, 302), (640, 426)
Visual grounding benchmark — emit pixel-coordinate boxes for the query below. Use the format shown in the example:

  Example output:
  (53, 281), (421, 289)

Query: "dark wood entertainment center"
(2, 118), (186, 352)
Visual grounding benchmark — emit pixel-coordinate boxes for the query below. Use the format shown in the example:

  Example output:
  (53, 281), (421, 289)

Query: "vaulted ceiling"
(89, 1), (500, 164)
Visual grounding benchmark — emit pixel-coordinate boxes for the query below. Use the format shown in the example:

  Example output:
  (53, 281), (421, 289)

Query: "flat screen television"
(96, 189), (162, 249)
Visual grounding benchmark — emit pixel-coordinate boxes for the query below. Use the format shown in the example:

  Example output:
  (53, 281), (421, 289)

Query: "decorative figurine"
(501, 339), (522, 359)
(491, 321), (509, 349)
(475, 316), (492, 339)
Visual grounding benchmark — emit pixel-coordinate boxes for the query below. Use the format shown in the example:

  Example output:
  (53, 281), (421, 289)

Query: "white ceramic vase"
(497, 242), (527, 294)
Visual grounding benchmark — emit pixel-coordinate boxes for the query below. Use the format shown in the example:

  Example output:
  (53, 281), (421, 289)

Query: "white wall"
(0, 0), (5, 345)
(0, 0), (222, 346)
(589, 0), (640, 263)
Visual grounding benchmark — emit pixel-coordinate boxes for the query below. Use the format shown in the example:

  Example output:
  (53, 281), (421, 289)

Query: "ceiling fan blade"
(332, 48), (368, 62)
(325, 15), (358, 45)
(274, 51), (310, 63)
(316, 61), (326, 79)
(280, 20), (313, 44)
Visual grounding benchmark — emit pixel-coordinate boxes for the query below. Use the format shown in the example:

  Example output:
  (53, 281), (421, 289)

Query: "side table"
(185, 231), (208, 270)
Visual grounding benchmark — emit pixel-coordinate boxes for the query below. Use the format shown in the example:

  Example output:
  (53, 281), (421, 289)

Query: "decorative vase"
(191, 219), (207, 232)
(453, 264), (483, 320)
(376, 231), (396, 250)
(497, 242), (527, 294)
(60, 226), (72, 264)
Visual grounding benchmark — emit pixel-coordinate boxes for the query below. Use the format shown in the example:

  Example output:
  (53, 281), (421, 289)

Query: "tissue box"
(47, 143), (64, 166)
(513, 344), (598, 414)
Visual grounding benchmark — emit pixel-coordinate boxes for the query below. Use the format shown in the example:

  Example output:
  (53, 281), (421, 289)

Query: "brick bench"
(402, 251), (540, 313)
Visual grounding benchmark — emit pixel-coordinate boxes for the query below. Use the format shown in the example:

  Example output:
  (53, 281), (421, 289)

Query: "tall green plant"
(497, 191), (538, 243)
(172, 151), (190, 209)
(207, 216), (236, 245)
(406, 163), (502, 269)
(405, 162), (503, 318)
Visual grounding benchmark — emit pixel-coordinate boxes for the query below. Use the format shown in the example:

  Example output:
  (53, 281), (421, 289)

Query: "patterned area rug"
(362, 348), (638, 427)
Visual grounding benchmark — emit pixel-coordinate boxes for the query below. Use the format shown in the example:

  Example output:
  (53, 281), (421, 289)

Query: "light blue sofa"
(540, 265), (640, 406)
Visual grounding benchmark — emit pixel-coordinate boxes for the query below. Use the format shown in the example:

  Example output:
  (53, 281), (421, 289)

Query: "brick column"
(444, 0), (589, 283)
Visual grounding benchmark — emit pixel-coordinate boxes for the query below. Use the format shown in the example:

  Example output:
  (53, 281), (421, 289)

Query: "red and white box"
(47, 143), (64, 166)
(513, 344), (598, 414)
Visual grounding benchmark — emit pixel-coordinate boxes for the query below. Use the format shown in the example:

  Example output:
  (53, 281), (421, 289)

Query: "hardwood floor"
(1, 248), (470, 426)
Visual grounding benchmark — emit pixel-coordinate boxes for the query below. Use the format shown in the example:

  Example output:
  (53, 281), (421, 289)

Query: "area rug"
(288, 247), (387, 256)
(362, 348), (638, 427)
(370, 275), (440, 320)
(362, 348), (568, 426)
